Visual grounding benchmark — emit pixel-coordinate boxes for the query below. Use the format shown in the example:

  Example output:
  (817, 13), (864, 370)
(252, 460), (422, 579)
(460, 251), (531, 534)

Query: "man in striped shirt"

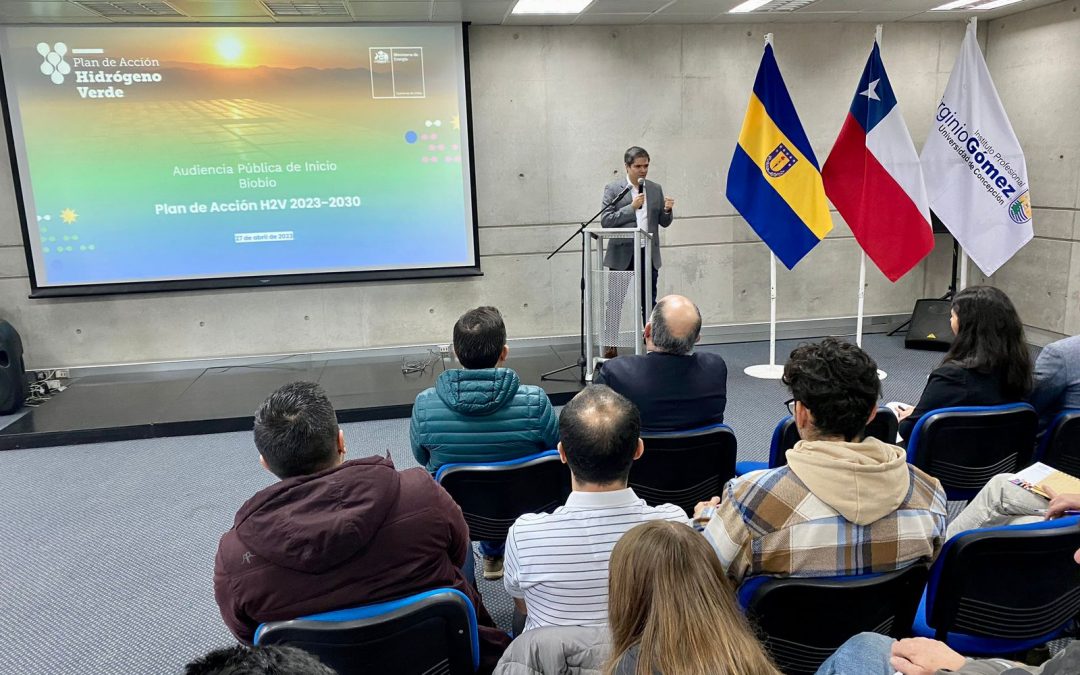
(503, 385), (688, 632)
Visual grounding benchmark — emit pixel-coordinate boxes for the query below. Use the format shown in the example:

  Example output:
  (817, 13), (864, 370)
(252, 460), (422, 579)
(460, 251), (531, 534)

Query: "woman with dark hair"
(605, 520), (778, 675)
(895, 285), (1033, 441)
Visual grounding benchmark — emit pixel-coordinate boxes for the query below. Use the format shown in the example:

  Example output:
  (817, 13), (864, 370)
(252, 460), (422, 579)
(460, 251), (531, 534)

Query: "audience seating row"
(734, 406), (900, 476)
(734, 402), (1079, 502)
(252, 515), (1080, 675)
(431, 404), (1080, 561)
(904, 403), (1080, 500)
(253, 407), (1080, 675)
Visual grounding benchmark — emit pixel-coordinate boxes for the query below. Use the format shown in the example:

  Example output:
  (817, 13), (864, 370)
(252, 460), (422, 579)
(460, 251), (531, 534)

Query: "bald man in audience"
(593, 295), (727, 432)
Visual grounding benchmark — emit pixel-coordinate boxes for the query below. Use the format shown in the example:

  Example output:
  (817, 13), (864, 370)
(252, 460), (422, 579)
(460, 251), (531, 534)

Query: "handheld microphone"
(636, 178), (645, 209)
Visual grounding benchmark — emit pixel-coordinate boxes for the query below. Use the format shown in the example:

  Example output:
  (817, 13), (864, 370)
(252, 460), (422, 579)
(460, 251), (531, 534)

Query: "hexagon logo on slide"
(37, 42), (71, 84)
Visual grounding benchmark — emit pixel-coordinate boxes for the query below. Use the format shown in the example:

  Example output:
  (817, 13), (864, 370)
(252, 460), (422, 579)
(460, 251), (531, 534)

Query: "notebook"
(1010, 462), (1080, 499)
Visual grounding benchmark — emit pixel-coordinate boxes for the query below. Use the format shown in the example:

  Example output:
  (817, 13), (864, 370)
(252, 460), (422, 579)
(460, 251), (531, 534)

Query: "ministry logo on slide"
(37, 42), (70, 84)
(765, 143), (798, 178)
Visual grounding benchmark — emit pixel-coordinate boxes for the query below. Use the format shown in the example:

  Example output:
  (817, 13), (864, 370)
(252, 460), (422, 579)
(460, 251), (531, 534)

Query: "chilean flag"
(823, 42), (933, 282)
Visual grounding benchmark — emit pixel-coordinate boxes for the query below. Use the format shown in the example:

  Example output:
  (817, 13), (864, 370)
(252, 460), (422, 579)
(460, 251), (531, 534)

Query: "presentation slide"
(0, 24), (477, 295)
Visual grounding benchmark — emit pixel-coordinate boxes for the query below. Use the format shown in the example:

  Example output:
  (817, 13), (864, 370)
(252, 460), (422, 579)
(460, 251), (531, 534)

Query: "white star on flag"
(860, 78), (880, 101)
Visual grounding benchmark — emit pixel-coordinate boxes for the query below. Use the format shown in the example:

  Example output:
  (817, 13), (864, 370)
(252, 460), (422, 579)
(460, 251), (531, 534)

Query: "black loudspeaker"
(905, 299), (953, 352)
(0, 320), (27, 414)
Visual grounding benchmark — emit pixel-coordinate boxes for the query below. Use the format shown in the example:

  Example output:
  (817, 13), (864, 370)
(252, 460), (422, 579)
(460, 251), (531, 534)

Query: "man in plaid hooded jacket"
(698, 337), (947, 583)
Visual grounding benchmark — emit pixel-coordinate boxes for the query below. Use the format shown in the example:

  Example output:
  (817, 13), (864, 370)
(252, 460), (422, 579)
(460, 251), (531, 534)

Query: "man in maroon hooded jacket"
(213, 381), (511, 671)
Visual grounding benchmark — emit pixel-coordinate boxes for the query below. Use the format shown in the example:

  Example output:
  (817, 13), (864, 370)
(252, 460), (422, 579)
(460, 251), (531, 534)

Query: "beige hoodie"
(785, 436), (910, 525)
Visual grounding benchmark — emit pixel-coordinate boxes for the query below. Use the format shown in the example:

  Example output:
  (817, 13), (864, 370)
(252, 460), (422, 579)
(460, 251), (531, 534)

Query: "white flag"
(920, 20), (1032, 276)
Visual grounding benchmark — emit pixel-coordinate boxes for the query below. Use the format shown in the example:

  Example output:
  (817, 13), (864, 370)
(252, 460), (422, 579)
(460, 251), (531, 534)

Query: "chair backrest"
(769, 407), (899, 468)
(1037, 410), (1080, 477)
(631, 424), (737, 517)
(254, 588), (480, 674)
(739, 565), (929, 675)
(866, 408), (900, 446)
(925, 516), (1080, 644)
(770, 416), (799, 467)
(906, 403), (1038, 500)
(437, 450), (570, 542)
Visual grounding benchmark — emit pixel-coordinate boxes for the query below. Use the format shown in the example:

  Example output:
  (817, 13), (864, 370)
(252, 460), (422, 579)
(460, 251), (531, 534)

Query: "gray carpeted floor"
(0, 334), (975, 674)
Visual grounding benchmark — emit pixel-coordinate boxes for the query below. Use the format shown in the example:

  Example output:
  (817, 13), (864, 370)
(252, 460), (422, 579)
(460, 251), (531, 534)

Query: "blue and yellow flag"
(726, 43), (832, 270)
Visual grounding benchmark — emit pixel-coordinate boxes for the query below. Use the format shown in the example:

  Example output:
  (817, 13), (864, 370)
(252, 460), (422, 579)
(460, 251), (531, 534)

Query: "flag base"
(744, 364), (785, 380)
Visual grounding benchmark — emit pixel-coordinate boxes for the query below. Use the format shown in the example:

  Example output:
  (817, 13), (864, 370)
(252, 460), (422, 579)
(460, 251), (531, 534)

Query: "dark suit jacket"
(600, 178), (673, 270)
(593, 351), (727, 432)
(898, 364), (1016, 440)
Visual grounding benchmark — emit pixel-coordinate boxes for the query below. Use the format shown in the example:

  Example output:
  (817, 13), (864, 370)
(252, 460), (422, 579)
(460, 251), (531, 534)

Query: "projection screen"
(0, 24), (478, 296)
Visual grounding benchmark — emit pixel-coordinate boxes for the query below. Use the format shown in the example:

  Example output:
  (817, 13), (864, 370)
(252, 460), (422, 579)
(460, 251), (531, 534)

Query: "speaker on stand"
(891, 212), (958, 352)
(905, 299), (954, 351)
(0, 320), (28, 414)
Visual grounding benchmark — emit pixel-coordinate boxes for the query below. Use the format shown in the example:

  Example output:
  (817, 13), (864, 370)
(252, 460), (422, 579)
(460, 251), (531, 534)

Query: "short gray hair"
(649, 298), (701, 355)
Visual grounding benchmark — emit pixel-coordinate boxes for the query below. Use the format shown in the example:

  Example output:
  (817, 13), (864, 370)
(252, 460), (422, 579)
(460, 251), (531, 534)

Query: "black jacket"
(899, 364), (1017, 440)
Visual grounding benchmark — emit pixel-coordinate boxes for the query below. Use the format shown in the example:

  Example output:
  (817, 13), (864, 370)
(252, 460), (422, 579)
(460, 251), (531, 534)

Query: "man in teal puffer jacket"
(411, 306), (560, 580)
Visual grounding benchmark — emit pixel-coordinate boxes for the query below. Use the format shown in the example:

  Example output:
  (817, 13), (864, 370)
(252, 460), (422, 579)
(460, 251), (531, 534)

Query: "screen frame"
(0, 22), (482, 298)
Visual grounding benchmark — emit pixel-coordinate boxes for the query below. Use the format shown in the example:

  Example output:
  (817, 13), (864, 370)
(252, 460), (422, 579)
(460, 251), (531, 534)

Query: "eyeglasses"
(784, 398), (797, 415)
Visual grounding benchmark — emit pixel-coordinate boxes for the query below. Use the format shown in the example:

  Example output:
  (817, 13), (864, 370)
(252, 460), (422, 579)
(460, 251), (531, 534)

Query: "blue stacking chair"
(254, 587), (480, 674)
(436, 450), (570, 543)
(906, 403), (1038, 501)
(735, 416), (795, 477)
(1036, 410), (1080, 477)
(735, 407), (897, 476)
(913, 516), (1080, 655)
(738, 565), (928, 675)
(631, 424), (737, 517)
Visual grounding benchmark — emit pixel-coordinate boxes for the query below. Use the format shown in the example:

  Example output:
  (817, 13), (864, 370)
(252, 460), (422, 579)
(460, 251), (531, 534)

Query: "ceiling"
(0, 0), (1063, 24)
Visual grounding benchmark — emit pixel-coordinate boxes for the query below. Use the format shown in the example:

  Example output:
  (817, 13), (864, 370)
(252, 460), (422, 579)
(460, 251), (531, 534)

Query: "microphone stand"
(541, 184), (633, 383)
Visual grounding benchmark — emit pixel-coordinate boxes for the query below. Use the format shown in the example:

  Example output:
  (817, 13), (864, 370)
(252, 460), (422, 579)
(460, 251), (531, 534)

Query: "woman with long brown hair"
(605, 520), (779, 675)
(894, 285), (1033, 440)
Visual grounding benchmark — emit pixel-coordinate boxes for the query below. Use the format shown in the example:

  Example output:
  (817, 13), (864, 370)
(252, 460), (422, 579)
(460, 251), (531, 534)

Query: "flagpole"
(856, 253), (866, 347)
(744, 31), (784, 381)
(858, 25), (888, 381)
(746, 252), (784, 379)
(769, 251), (776, 366)
(854, 24), (884, 350)
(959, 14), (976, 293)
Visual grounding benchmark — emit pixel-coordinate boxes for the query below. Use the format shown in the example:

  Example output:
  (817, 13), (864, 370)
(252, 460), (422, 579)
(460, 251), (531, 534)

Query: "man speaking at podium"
(600, 146), (675, 359)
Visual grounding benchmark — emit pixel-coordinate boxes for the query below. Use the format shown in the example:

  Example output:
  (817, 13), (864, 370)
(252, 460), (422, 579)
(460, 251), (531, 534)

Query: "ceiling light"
(511, 0), (593, 14)
(974, 0), (1026, 9)
(262, 1), (349, 16)
(76, 1), (183, 16)
(729, 0), (773, 12)
(930, 0), (978, 9)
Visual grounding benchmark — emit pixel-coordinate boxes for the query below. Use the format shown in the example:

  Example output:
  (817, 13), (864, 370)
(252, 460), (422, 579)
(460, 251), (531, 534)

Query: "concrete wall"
(966, 0), (1080, 338)
(0, 20), (974, 368)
